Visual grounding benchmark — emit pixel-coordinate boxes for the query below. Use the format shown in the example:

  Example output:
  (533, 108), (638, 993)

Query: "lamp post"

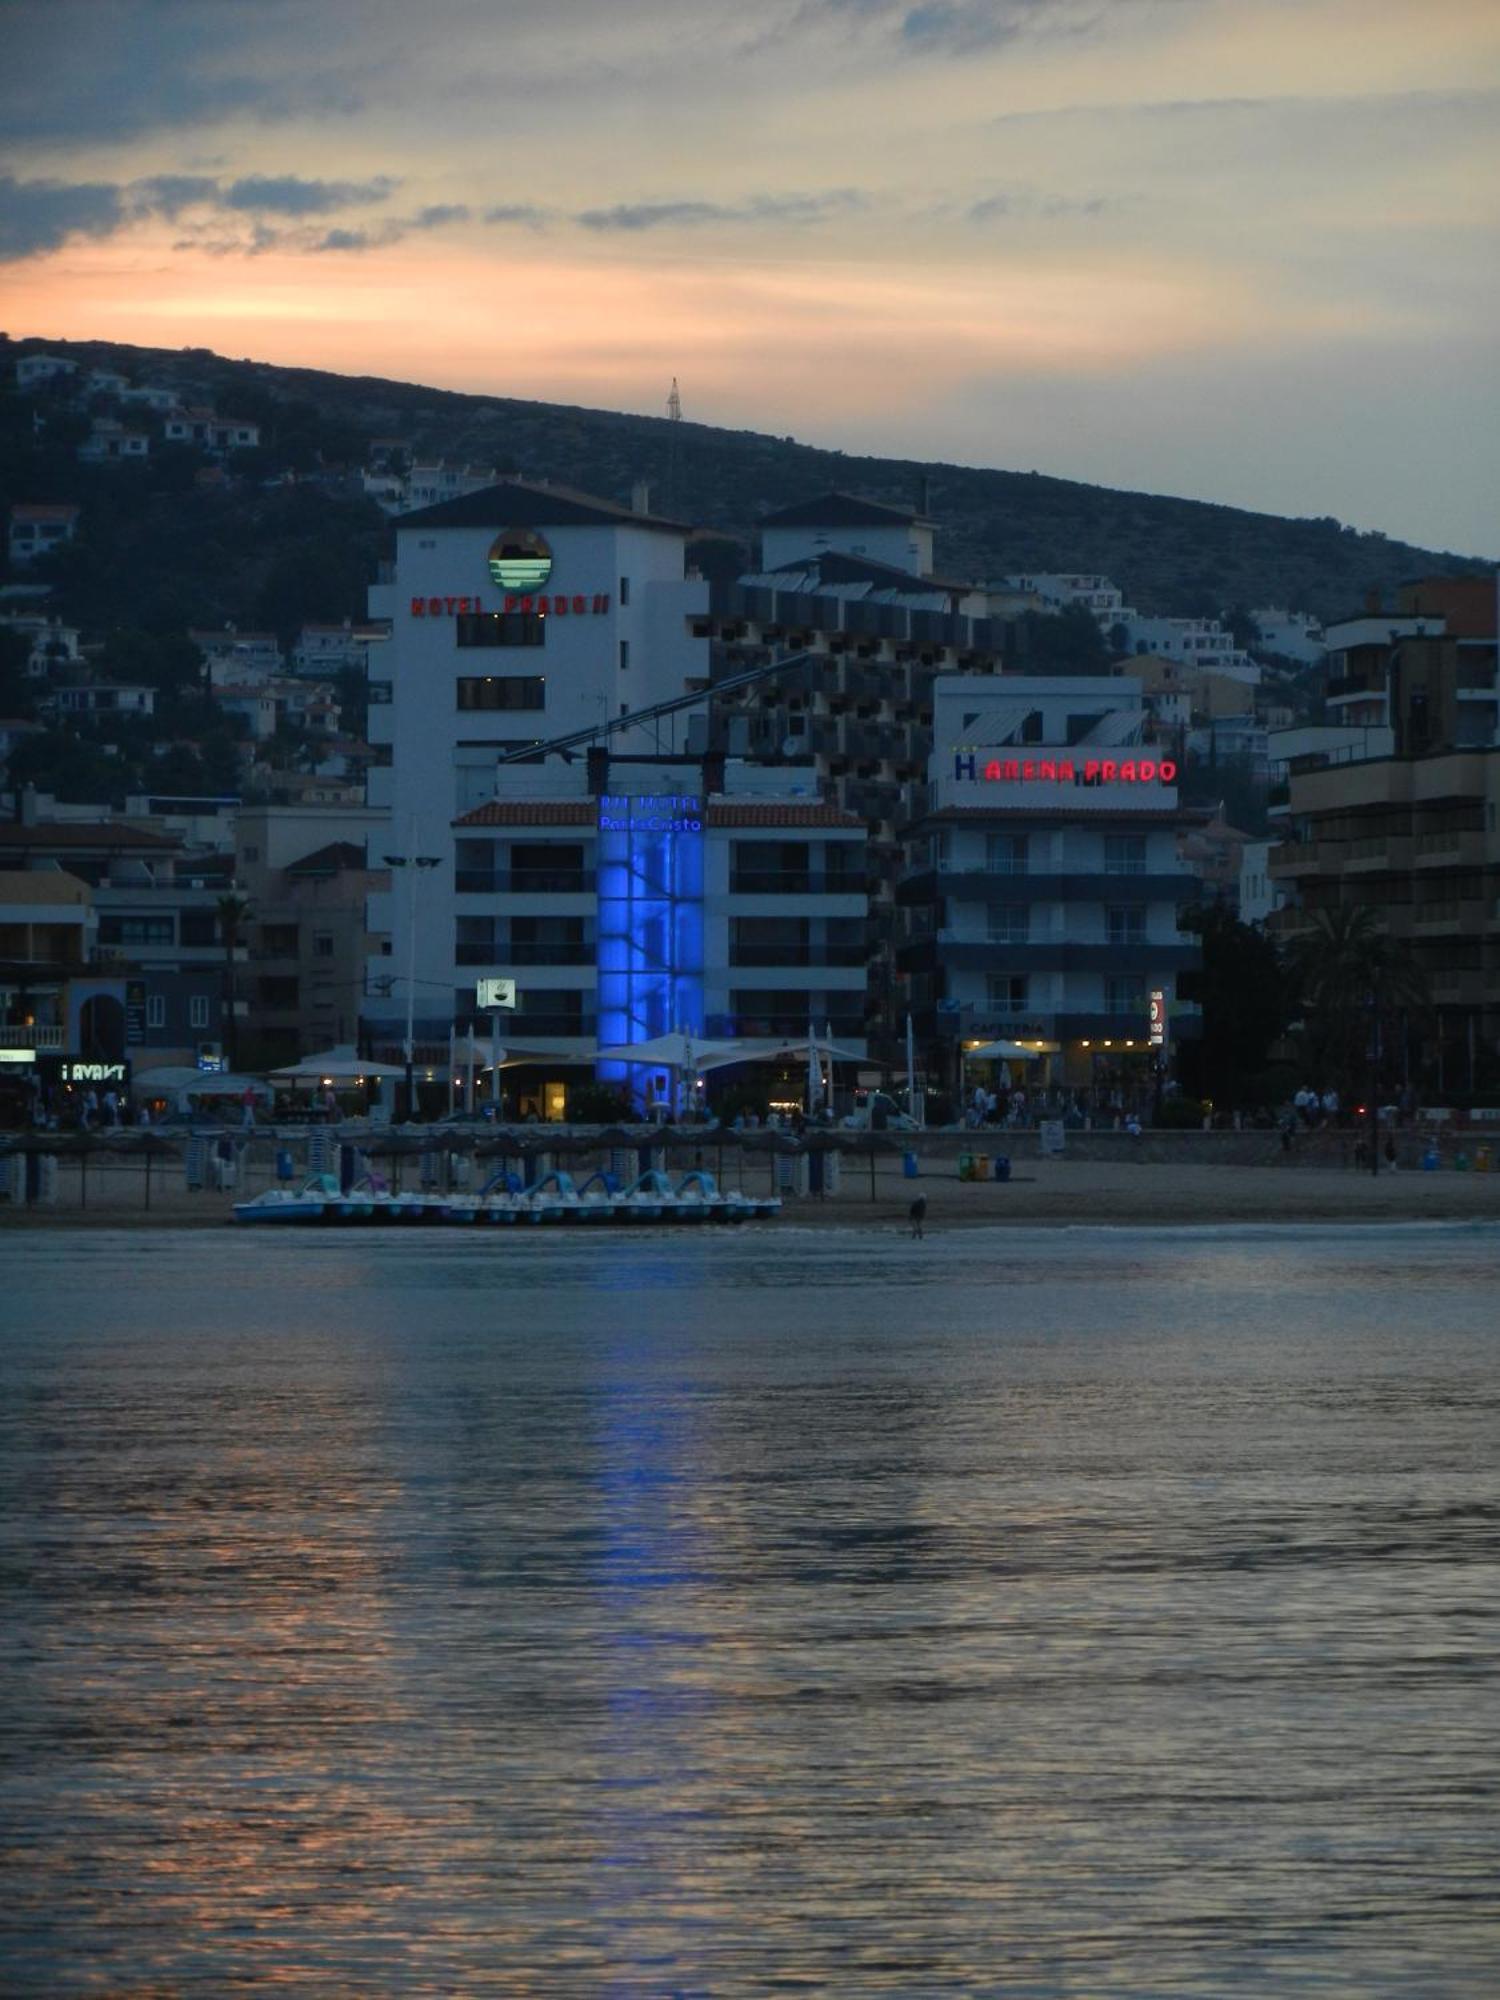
(383, 848), (440, 1121)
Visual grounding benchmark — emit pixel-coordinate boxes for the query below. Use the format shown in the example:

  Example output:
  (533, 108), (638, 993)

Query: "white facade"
(363, 481), (711, 1049)
(913, 676), (1200, 1069)
(78, 420), (150, 464)
(1250, 606), (1325, 665)
(1238, 837), (1286, 926)
(759, 497), (934, 578)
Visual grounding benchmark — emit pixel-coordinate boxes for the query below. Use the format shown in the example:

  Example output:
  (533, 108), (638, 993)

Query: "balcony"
(727, 871), (860, 897)
(455, 941), (594, 967)
(729, 943), (869, 968)
(705, 1012), (866, 1042)
(0, 1023), (65, 1049)
(454, 870), (595, 896)
(506, 1013), (596, 1040)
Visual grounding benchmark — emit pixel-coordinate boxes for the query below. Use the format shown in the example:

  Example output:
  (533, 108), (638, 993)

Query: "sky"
(3, 0), (1498, 555)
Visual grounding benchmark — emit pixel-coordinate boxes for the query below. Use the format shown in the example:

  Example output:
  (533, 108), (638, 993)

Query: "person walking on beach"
(909, 1193), (927, 1240)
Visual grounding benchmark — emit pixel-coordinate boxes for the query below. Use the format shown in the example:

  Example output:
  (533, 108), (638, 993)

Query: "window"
(986, 974), (1028, 1015)
(146, 994), (166, 1029)
(189, 995), (210, 1029)
(367, 680), (392, 704)
(456, 676), (545, 711)
(987, 904), (1030, 944)
(98, 915), (174, 946)
(732, 917), (810, 966)
(1104, 834), (1147, 876)
(313, 933), (334, 958)
(1106, 906), (1146, 945)
(986, 833), (1028, 875)
(240, 844), (260, 863)
(456, 613), (545, 648)
(1106, 975), (1146, 1015)
(619, 575), (630, 606)
(181, 911), (217, 947)
(619, 640), (630, 672)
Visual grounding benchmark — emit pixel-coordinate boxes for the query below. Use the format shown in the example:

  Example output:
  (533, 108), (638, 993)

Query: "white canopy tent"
(592, 1032), (747, 1072)
(134, 1067), (275, 1112)
(268, 1044), (407, 1085)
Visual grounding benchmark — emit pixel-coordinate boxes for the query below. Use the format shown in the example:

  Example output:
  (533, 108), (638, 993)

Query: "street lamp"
(383, 848), (440, 1120)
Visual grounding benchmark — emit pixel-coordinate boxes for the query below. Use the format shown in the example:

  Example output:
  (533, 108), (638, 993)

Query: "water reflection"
(1, 1226), (1497, 1992)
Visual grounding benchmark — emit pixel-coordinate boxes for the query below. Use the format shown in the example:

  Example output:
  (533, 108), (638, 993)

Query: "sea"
(1, 1222), (1497, 1996)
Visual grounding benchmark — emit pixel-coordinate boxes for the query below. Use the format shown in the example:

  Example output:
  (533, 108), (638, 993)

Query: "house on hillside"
(9, 505), (81, 567)
(15, 355), (78, 392)
(78, 419), (151, 464)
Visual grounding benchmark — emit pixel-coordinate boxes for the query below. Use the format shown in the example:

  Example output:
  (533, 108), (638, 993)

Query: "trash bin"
(902, 1151), (919, 1180)
(275, 1147), (294, 1182)
(957, 1152), (972, 1180)
(1476, 1146), (1492, 1174)
(994, 1156), (1011, 1183)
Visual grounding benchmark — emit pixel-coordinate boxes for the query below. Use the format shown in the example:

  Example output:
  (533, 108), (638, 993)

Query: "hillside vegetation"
(2, 335), (1490, 644)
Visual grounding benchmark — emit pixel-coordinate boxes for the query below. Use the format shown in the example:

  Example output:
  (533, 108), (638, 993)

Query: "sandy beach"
(5, 1149), (1499, 1231)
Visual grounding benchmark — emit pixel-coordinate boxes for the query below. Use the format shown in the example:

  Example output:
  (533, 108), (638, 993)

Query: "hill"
(3, 334), (1492, 639)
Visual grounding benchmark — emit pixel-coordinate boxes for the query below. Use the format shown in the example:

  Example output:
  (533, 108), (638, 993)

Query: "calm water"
(1, 1223), (1497, 1996)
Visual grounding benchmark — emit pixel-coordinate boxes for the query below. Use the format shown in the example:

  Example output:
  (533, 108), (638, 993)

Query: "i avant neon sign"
(953, 751), (1178, 785)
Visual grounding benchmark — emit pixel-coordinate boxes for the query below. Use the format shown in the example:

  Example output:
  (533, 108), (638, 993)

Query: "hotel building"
(360, 479), (869, 1097)
(897, 677), (1203, 1083)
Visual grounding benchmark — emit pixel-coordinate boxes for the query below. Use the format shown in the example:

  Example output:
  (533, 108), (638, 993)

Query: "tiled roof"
(0, 821), (178, 849)
(706, 803), (861, 828)
(759, 492), (927, 530)
(454, 801), (596, 826)
(400, 478), (691, 535)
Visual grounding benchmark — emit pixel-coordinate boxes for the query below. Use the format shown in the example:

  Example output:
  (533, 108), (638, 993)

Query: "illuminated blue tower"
(595, 793), (705, 1109)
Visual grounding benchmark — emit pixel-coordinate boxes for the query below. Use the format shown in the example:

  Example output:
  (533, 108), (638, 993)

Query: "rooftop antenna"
(665, 377), (682, 516)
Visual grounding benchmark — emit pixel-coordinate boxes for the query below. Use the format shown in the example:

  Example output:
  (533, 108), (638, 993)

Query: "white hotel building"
(362, 480), (868, 1093)
(899, 677), (1202, 1083)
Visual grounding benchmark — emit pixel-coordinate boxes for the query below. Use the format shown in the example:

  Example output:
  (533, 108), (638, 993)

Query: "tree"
(1176, 902), (1295, 1110)
(215, 891), (254, 1070)
(1019, 604), (1112, 674)
(1284, 907), (1428, 1106)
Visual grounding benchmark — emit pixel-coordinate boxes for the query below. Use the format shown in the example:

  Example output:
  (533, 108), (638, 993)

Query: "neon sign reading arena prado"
(953, 751), (1178, 785)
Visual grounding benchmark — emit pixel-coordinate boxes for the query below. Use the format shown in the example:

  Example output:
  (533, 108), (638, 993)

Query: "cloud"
(483, 204), (552, 229)
(968, 190), (1115, 222)
(0, 166), (412, 260)
(0, 174), (124, 258)
(414, 203), (471, 228)
(0, 0), (371, 143)
(576, 191), (867, 231)
(222, 173), (396, 214)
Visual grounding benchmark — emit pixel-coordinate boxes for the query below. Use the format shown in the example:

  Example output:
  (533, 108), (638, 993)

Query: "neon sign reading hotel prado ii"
(952, 751), (1178, 785)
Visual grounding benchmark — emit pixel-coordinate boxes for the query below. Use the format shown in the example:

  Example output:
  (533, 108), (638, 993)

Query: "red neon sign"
(953, 752), (1176, 784)
(409, 593), (611, 618)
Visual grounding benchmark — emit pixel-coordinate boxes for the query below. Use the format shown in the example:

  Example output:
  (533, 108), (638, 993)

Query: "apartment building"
(1269, 748), (1500, 1094)
(898, 677), (1202, 1085)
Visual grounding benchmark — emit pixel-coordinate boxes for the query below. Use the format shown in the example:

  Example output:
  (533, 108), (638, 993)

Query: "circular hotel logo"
(487, 528), (553, 591)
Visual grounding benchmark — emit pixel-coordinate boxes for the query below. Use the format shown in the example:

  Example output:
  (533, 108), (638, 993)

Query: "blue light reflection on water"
(1, 1224), (1497, 1995)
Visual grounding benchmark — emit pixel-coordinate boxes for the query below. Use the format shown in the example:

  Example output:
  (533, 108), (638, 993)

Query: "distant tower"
(665, 377), (683, 514)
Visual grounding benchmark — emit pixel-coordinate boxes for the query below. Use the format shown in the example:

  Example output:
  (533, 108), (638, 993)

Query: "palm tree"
(1285, 906), (1427, 1107)
(215, 890), (254, 1071)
